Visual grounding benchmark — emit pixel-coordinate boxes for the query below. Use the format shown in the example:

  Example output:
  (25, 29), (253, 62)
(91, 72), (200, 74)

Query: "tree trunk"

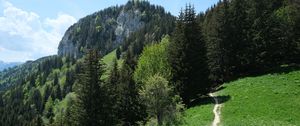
(157, 112), (163, 126)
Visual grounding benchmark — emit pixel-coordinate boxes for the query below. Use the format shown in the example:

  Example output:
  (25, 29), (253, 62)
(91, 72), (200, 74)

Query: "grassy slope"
(216, 70), (300, 125)
(182, 103), (214, 126)
(182, 69), (300, 126)
(102, 49), (123, 78)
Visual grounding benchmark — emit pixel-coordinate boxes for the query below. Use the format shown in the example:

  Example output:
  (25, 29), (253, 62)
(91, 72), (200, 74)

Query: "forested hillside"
(202, 0), (300, 84)
(58, 0), (175, 59)
(0, 0), (299, 126)
(0, 1), (176, 125)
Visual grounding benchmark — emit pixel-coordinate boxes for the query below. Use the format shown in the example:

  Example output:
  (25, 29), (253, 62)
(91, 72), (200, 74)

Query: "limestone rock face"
(58, 29), (79, 58)
(57, 1), (175, 59)
(115, 9), (144, 44)
(58, 6), (143, 59)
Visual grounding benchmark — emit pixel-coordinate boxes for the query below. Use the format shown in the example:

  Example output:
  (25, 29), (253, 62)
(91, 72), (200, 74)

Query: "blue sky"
(0, 0), (218, 62)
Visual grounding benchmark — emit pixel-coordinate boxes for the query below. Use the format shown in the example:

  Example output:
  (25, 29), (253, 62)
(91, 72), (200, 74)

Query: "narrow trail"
(209, 93), (222, 126)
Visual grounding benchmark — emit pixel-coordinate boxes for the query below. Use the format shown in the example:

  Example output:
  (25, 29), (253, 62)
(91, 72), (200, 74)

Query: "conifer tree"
(55, 84), (62, 100)
(63, 70), (74, 97)
(204, 0), (231, 83)
(118, 51), (146, 125)
(168, 4), (210, 105)
(53, 73), (59, 86)
(116, 47), (121, 59)
(31, 89), (43, 113)
(72, 50), (108, 126)
(228, 0), (250, 74)
(105, 58), (121, 125)
(43, 84), (52, 104)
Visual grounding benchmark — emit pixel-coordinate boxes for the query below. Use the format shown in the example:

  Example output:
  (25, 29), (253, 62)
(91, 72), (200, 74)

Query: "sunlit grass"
(216, 70), (300, 125)
(181, 99), (214, 126)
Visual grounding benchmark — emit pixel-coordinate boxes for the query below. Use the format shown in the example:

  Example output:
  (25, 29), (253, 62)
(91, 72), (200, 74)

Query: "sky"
(0, 0), (219, 62)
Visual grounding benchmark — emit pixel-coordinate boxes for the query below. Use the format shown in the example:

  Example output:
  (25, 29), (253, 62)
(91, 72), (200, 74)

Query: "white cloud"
(45, 13), (76, 36)
(0, 0), (76, 62)
(0, 45), (33, 62)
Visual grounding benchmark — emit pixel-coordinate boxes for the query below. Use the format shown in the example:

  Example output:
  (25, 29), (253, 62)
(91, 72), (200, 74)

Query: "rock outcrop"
(57, 1), (175, 59)
(115, 9), (144, 44)
(58, 4), (144, 58)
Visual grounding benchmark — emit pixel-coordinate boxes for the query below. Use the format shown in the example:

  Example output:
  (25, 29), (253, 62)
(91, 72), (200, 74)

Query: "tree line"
(202, 0), (300, 84)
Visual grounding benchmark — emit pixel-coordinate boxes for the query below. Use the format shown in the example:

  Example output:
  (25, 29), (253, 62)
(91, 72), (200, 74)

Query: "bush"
(140, 74), (184, 126)
(134, 36), (172, 85)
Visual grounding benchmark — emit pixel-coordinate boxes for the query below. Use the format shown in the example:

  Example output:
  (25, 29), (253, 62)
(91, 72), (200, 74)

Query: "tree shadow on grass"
(224, 64), (300, 85)
(214, 86), (226, 92)
(188, 95), (231, 108)
(264, 64), (300, 75)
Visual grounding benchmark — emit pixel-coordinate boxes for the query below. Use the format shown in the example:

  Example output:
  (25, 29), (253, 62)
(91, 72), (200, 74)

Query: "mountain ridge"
(0, 61), (22, 71)
(58, 1), (175, 59)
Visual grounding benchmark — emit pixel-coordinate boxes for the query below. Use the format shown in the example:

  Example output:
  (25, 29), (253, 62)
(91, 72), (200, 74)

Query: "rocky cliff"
(58, 2), (145, 58)
(58, 1), (175, 59)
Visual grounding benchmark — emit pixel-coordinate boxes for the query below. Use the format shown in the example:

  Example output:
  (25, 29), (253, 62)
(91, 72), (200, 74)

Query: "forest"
(0, 0), (299, 126)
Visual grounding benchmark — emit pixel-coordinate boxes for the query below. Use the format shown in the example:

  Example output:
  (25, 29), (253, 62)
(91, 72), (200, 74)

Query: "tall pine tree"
(168, 4), (210, 105)
(72, 50), (108, 126)
(204, 0), (232, 84)
(105, 58), (121, 125)
(118, 50), (146, 125)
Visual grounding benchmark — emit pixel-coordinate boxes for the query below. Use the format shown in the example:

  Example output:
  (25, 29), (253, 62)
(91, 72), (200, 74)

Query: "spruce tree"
(204, 0), (231, 83)
(53, 73), (59, 86)
(118, 51), (146, 125)
(228, 0), (251, 74)
(31, 89), (43, 113)
(168, 4), (210, 105)
(116, 47), (121, 59)
(55, 84), (62, 100)
(105, 58), (121, 125)
(72, 50), (108, 126)
(63, 70), (74, 97)
(43, 84), (51, 104)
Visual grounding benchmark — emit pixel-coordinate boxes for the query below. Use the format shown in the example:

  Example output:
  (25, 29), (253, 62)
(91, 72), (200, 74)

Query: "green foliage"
(140, 74), (183, 126)
(72, 50), (109, 126)
(30, 88), (43, 113)
(76, 27), (81, 33)
(134, 36), (171, 84)
(63, 96), (75, 126)
(168, 5), (210, 105)
(201, 0), (300, 84)
(104, 59), (122, 124)
(203, 0), (231, 83)
(44, 97), (54, 120)
(117, 57), (146, 125)
(0, 53), (78, 126)
(95, 25), (102, 32)
(116, 47), (121, 59)
(63, 69), (75, 97)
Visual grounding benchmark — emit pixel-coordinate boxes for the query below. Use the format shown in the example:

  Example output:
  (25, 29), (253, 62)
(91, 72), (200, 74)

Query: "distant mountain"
(0, 61), (22, 71)
(58, 1), (175, 59)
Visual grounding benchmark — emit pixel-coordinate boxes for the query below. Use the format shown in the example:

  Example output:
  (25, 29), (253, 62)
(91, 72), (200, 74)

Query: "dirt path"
(209, 93), (222, 126)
